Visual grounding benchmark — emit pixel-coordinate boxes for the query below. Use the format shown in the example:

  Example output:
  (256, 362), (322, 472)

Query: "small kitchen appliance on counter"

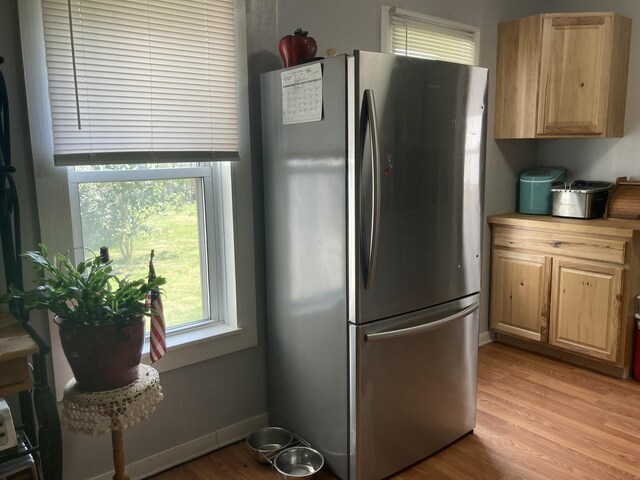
(551, 180), (613, 219)
(519, 167), (566, 215)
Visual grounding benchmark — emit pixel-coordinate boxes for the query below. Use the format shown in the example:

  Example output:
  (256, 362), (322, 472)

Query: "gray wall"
(5, 0), (638, 477)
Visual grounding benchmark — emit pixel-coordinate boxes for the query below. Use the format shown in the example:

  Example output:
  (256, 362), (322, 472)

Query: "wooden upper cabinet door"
(494, 15), (543, 139)
(490, 249), (551, 342)
(494, 12), (630, 139)
(537, 15), (612, 136)
(549, 258), (623, 363)
(536, 13), (631, 137)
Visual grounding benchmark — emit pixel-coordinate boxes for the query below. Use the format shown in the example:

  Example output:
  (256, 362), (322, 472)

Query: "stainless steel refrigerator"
(261, 51), (488, 480)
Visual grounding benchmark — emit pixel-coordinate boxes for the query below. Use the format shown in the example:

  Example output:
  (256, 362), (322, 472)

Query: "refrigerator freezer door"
(354, 51), (488, 323)
(350, 294), (480, 480)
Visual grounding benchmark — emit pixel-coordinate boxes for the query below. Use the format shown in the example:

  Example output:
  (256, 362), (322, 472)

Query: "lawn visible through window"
(78, 178), (207, 331)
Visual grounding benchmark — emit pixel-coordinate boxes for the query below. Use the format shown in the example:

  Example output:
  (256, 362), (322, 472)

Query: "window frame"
(18, 0), (257, 401)
(67, 163), (227, 332)
(380, 5), (480, 66)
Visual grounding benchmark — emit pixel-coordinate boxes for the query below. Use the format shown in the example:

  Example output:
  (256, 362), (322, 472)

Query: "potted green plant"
(2, 244), (166, 391)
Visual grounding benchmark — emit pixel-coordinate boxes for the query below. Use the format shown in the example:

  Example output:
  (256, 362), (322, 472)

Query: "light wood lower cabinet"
(550, 259), (623, 362)
(488, 214), (640, 377)
(490, 250), (551, 342)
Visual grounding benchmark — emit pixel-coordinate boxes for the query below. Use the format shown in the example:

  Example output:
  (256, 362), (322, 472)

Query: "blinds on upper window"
(389, 9), (477, 65)
(41, 0), (240, 165)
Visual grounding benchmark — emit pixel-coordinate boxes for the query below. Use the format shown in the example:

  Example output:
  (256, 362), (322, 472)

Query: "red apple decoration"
(279, 28), (318, 67)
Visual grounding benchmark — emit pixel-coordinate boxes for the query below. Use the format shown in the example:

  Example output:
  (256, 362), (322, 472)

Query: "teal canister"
(519, 167), (566, 215)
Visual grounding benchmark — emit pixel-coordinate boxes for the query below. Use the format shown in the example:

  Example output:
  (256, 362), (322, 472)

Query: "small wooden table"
(61, 365), (163, 480)
(0, 313), (38, 397)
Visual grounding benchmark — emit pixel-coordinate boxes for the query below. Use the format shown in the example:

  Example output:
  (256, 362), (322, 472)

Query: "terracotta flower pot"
(279, 28), (318, 67)
(55, 315), (145, 391)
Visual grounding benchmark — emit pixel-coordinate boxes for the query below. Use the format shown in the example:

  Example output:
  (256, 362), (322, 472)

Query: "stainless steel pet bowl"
(274, 446), (324, 478)
(246, 427), (293, 463)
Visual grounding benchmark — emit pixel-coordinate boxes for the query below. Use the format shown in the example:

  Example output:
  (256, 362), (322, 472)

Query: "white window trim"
(18, 0), (257, 401)
(380, 5), (481, 66)
(67, 165), (225, 327)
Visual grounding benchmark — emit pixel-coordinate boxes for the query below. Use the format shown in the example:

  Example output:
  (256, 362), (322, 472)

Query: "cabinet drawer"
(493, 226), (626, 264)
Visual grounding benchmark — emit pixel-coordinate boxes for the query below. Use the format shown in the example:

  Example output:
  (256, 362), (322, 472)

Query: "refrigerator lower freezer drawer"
(350, 294), (479, 480)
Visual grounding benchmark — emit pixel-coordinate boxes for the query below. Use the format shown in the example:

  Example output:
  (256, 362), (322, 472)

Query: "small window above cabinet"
(494, 12), (631, 139)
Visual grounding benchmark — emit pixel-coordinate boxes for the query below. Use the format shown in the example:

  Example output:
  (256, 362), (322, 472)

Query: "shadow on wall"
(247, 50), (281, 245)
(490, 139), (539, 212)
(247, 50), (281, 166)
(537, 138), (627, 182)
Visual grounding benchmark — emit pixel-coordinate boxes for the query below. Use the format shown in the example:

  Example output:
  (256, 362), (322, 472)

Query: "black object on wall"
(0, 55), (62, 480)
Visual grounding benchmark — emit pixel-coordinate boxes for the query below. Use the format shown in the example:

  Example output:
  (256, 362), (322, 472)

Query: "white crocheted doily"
(61, 364), (163, 436)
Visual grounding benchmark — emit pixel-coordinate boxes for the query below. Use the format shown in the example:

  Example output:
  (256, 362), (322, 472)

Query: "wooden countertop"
(488, 212), (640, 238)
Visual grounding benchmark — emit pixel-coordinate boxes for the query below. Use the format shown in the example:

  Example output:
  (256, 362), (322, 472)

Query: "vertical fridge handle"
(360, 88), (381, 289)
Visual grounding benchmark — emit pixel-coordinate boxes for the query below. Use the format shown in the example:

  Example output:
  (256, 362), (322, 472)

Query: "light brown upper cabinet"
(494, 12), (631, 139)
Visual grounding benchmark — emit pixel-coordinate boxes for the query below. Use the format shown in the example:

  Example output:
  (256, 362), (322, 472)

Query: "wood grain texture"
(606, 182), (640, 220)
(112, 429), (130, 480)
(550, 259), (623, 363)
(148, 344), (640, 479)
(537, 14), (612, 136)
(487, 213), (640, 239)
(551, 16), (605, 26)
(606, 14), (632, 138)
(488, 214), (637, 376)
(494, 15), (543, 139)
(490, 249), (550, 342)
(493, 225), (626, 264)
(0, 312), (38, 395)
(494, 12), (631, 139)
(0, 312), (39, 361)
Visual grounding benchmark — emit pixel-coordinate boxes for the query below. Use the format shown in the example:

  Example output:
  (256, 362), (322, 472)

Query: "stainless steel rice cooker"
(551, 180), (614, 219)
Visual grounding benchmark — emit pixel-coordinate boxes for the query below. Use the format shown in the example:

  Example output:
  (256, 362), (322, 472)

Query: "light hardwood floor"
(149, 343), (640, 479)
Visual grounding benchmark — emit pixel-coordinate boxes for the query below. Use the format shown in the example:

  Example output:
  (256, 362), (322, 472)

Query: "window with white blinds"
(41, 0), (240, 165)
(386, 7), (477, 65)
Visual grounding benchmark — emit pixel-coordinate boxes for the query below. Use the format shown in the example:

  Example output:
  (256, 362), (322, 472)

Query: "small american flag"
(148, 250), (166, 363)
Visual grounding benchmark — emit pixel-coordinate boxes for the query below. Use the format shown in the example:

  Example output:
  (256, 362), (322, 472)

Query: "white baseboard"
(479, 330), (493, 346)
(87, 413), (269, 480)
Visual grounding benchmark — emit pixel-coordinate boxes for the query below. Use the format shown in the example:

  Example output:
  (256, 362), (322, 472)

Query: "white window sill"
(141, 322), (258, 373)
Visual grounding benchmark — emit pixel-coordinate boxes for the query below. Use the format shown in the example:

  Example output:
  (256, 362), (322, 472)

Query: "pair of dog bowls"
(246, 427), (324, 478)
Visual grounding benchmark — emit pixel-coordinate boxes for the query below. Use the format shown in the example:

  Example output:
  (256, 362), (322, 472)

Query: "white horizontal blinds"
(42, 0), (240, 165)
(390, 12), (476, 65)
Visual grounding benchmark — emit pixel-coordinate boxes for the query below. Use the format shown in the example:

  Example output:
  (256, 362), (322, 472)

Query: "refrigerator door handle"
(361, 88), (381, 289)
(364, 302), (480, 342)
